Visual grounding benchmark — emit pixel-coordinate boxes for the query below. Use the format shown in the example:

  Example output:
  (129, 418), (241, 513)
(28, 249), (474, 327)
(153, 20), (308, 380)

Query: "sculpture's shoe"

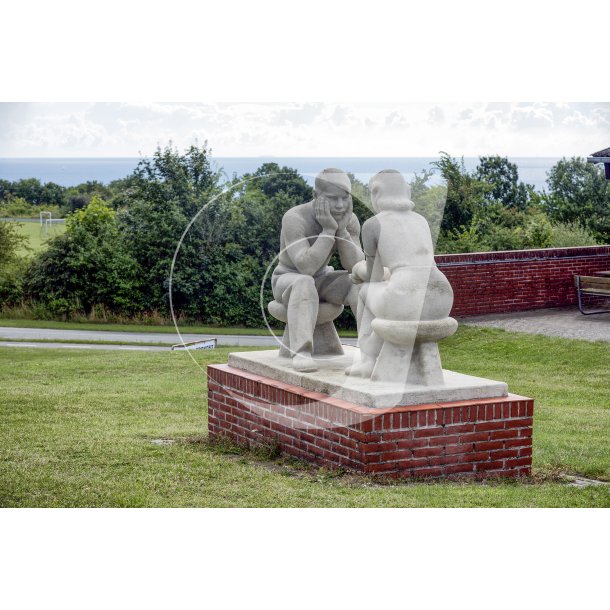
(292, 354), (318, 373)
(345, 359), (375, 378)
(268, 300), (344, 358)
(371, 317), (458, 386)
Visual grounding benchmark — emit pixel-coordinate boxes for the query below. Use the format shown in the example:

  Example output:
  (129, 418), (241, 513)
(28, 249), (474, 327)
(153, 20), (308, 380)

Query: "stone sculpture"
(268, 168), (364, 372)
(348, 169), (457, 385)
(214, 167), (527, 479)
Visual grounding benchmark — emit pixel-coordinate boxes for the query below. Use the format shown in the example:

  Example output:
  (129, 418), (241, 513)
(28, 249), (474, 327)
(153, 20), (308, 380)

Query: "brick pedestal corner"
(207, 364), (533, 479)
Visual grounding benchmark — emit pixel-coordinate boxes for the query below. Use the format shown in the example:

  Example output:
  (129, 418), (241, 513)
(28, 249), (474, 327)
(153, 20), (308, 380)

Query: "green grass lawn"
(5, 220), (66, 255)
(1, 326), (608, 507)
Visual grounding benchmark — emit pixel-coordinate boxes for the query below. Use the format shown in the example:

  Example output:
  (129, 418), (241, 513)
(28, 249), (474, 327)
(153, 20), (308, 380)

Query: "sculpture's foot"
(345, 358), (375, 378)
(293, 353), (318, 373)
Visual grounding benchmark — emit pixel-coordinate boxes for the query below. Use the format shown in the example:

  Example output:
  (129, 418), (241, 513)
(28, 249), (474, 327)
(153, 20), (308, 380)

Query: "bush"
(0, 221), (31, 307)
(24, 196), (143, 316)
(0, 257), (27, 305)
(436, 223), (485, 254)
(550, 221), (599, 248)
(1, 196), (57, 218)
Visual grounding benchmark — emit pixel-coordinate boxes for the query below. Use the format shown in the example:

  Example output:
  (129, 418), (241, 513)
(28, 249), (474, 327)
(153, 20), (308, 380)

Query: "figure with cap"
(269, 168), (364, 372)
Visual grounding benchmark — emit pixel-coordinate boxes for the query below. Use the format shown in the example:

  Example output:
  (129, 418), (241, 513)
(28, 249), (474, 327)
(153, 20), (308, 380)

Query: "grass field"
(4, 220), (66, 255)
(1, 326), (608, 507)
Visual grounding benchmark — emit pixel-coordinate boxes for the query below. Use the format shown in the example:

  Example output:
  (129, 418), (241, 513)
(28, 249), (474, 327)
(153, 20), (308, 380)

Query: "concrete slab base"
(228, 346), (507, 409)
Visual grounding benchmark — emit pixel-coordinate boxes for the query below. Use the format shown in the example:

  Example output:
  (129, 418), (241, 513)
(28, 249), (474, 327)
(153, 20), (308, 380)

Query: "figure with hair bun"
(347, 170), (457, 385)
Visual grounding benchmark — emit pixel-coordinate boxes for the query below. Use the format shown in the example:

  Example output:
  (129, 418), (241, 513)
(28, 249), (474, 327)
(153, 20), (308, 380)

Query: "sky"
(0, 102), (608, 158)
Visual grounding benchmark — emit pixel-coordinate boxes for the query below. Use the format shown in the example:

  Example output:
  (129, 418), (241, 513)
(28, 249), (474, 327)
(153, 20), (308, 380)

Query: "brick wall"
(208, 364), (533, 479)
(435, 245), (610, 316)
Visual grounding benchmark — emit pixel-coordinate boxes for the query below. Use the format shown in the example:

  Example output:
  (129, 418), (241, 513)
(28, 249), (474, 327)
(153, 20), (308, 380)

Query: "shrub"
(24, 196), (143, 316)
(550, 221), (599, 248)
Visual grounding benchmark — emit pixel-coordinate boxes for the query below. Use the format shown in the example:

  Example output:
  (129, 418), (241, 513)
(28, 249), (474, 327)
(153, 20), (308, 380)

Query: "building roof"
(590, 147), (610, 158)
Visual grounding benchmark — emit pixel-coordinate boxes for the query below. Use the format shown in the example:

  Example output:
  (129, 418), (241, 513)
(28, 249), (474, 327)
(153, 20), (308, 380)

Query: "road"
(0, 341), (169, 352)
(0, 327), (358, 350)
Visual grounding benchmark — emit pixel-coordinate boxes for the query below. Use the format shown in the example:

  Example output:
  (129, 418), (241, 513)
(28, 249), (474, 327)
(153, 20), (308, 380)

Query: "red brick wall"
(208, 364), (533, 479)
(435, 245), (610, 316)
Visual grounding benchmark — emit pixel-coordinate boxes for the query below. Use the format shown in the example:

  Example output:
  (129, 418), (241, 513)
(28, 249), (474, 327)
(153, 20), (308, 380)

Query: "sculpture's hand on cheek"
(315, 196), (338, 232)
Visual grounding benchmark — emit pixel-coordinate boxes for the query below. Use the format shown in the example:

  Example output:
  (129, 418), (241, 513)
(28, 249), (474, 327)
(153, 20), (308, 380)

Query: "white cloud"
(0, 102), (608, 157)
(427, 106), (445, 125)
(273, 103), (324, 126)
(385, 111), (409, 128)
(329, 105), (349, 126)
(510, 103), (554, 129)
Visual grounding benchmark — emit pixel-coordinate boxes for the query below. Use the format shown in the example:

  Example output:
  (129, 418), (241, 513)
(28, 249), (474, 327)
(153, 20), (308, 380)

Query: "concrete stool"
(370, 317), (458, 385)
(268, 300), (344, 358)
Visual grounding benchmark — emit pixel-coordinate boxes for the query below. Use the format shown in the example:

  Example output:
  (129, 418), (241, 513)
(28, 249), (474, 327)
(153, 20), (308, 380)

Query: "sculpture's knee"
(290, 275), (317, 301)
(421, 270), (453, 320)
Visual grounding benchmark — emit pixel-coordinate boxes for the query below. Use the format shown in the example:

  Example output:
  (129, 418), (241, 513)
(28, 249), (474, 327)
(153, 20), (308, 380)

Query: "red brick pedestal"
(208, 364), (533, 479)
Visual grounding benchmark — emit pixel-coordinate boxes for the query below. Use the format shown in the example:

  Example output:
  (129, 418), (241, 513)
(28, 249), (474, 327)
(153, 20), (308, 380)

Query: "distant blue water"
(0, 157), (559, 191)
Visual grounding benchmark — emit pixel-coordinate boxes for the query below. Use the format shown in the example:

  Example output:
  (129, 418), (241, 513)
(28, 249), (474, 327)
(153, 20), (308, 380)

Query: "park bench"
(574, 275), (610, 315)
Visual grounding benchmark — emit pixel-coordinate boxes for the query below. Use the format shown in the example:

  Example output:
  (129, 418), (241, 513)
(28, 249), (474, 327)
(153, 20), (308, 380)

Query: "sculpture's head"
(315, 168), (352, 219)
(369, 170), (415, 213)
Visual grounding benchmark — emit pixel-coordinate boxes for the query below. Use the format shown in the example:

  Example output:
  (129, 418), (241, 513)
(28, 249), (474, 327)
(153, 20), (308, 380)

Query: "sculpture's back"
(354, 170), (457, 385)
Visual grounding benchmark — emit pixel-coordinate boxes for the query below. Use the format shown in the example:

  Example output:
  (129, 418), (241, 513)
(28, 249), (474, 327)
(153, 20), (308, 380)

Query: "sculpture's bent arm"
(336, 214), (365, 272)
(282, 215), (336, 276)
(362, 217), (384, 282)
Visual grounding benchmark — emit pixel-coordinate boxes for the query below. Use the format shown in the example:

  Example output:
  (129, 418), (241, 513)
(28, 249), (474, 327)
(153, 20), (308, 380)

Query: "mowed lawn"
(1, 327), (608, 507)
(4, 220), (66, 255)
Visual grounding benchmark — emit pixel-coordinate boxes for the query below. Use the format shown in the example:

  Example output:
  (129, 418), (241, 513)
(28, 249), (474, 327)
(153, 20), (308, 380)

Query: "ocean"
(0, 157), (560, 192)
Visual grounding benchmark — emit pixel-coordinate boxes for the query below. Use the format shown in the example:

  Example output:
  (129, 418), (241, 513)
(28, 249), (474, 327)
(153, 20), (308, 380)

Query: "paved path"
(0, 341), (169, 352)
(1, 310), (608, 349)
(1, 309), (607, 349)
(0, 327), (277, 346)
(0, 327), (358, 349)
(460, 307), (610, 343)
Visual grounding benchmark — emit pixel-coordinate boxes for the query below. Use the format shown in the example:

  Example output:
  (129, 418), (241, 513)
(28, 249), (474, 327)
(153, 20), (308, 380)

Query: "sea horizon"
(0, 156), (563, 191)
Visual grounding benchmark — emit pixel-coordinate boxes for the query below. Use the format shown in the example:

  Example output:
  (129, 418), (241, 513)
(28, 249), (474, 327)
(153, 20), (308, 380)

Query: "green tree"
(196, 162), (316, 326)
(475, 155), (532, 210)
(5, 178), (66, 207)
(24, 196), (142, 316)
(232, 162), (313, 260)
(432, 153), (489, 234)
(0, 179), (12, 202)
(246, 162), (313, 202)
(0, 178), (65, 217)
(543, 157), (610, 242)
(117, 143), (224, 316)
(0, 220), (28, 264)
(63, 181), (112, 214)
(105, 176), (139, 210)
(0, 221), (30, 306)
(410, 171), (446, 245)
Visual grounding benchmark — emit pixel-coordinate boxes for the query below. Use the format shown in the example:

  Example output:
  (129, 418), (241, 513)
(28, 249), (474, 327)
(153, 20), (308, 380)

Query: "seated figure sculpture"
(348, 169), (457, 386)
(269, 168), (364, 373)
